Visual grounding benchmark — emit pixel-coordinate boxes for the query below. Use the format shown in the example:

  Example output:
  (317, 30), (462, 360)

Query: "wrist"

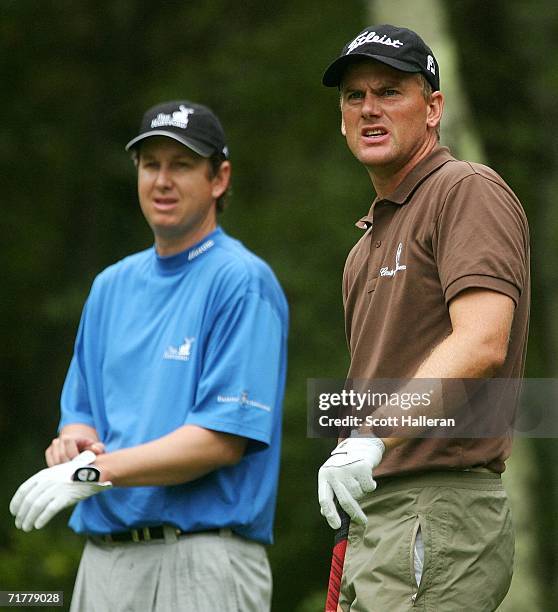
(91, 456), (116, 484)
(334, 436), (385, 455)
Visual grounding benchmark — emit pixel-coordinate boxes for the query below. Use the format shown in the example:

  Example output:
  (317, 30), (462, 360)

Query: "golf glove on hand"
(10, 450), (112, 532)
(318, 437), (385, 529)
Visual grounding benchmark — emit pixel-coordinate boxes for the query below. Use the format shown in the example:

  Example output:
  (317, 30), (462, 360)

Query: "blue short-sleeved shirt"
(59, 227), (288, 544)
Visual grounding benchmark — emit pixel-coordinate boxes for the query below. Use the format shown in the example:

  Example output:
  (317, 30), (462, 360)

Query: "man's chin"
(357, 152), (395, 169)
(350, 142), (393, 165)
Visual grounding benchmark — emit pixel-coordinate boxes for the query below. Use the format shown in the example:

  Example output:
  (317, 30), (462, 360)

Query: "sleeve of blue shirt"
(185, 287), (287, 450)
(58, 298), (96, 431)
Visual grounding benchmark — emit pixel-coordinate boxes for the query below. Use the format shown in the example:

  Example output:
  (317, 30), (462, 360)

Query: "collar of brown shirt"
(356, 146), (455, 229)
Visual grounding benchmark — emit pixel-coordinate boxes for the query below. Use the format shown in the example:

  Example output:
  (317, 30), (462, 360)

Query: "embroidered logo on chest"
(163, 337), (195, 361)
(380, 242), (407, 277)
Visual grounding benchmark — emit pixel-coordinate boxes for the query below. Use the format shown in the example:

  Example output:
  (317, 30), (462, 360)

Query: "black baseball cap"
(322, 25), (440, 91)
(125, 100), (229, 158)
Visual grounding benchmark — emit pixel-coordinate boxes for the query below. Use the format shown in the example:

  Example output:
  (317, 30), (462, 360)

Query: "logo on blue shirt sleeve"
(217, 391), (272, 412)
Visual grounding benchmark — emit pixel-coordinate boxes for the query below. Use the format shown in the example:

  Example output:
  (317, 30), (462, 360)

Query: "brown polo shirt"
(343, 146), (530, 476)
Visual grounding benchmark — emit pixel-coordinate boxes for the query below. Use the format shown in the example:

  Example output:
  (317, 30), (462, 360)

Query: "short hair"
(416, 74), (440, 141)
(207, 151), (230, 214)
(417, 73), (432, 101)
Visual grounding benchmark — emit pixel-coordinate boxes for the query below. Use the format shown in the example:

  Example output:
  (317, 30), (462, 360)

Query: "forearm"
(413, 327), (505, 380)
(93, 424), (247, 486)
(381, 328), (505, 452)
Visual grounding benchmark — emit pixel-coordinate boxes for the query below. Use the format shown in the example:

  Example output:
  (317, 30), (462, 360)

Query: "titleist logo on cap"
(346, 31), (405, 54)
(150, 105), (195, 129)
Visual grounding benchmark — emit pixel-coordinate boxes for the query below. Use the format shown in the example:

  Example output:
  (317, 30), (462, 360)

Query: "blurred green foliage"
(2, 1), (557, 610)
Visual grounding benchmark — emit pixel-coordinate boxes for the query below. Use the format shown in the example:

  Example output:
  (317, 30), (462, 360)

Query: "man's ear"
(211, 160), (231, 199)
(341, 116), (346, 137)
(426, 91), (444, 131)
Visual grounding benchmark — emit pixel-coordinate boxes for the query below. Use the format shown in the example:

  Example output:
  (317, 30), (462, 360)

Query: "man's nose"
(361, 92), (381, 118)
(155, 166), (172, 189)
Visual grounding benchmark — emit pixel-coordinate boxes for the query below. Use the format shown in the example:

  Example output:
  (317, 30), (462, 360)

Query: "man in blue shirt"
(10, 100), (288, 611)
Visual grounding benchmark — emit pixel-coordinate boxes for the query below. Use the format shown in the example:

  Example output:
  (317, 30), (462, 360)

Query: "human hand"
(318, 437), (385, 529)
(46, 435), (105, 467)
(10, 451), (112, 532)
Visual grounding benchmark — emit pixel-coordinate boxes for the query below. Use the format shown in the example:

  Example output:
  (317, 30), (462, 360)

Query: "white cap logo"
(427, 55), (436, 75)
(150, 105), (195, 129)
(346, 31), (404, 54)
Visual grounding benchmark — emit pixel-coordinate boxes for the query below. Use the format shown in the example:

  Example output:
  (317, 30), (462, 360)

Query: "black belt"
(98, 526), (221, 544)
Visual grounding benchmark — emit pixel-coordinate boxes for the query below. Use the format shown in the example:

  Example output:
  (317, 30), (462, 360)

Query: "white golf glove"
(10, 450), (112, 532)
(318, 437), (385, 529)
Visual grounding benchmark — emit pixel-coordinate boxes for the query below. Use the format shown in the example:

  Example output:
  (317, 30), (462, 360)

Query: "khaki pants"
(339, 471), (514, 612)
(70, 528), (271, 612)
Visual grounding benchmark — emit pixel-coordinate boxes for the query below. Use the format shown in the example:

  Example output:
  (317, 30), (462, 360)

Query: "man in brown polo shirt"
(317, 25), (529, 611)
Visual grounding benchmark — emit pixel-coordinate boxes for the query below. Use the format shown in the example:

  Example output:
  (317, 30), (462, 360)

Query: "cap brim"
(322, 53), (420, 87)
(124, 130), (213, 157)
